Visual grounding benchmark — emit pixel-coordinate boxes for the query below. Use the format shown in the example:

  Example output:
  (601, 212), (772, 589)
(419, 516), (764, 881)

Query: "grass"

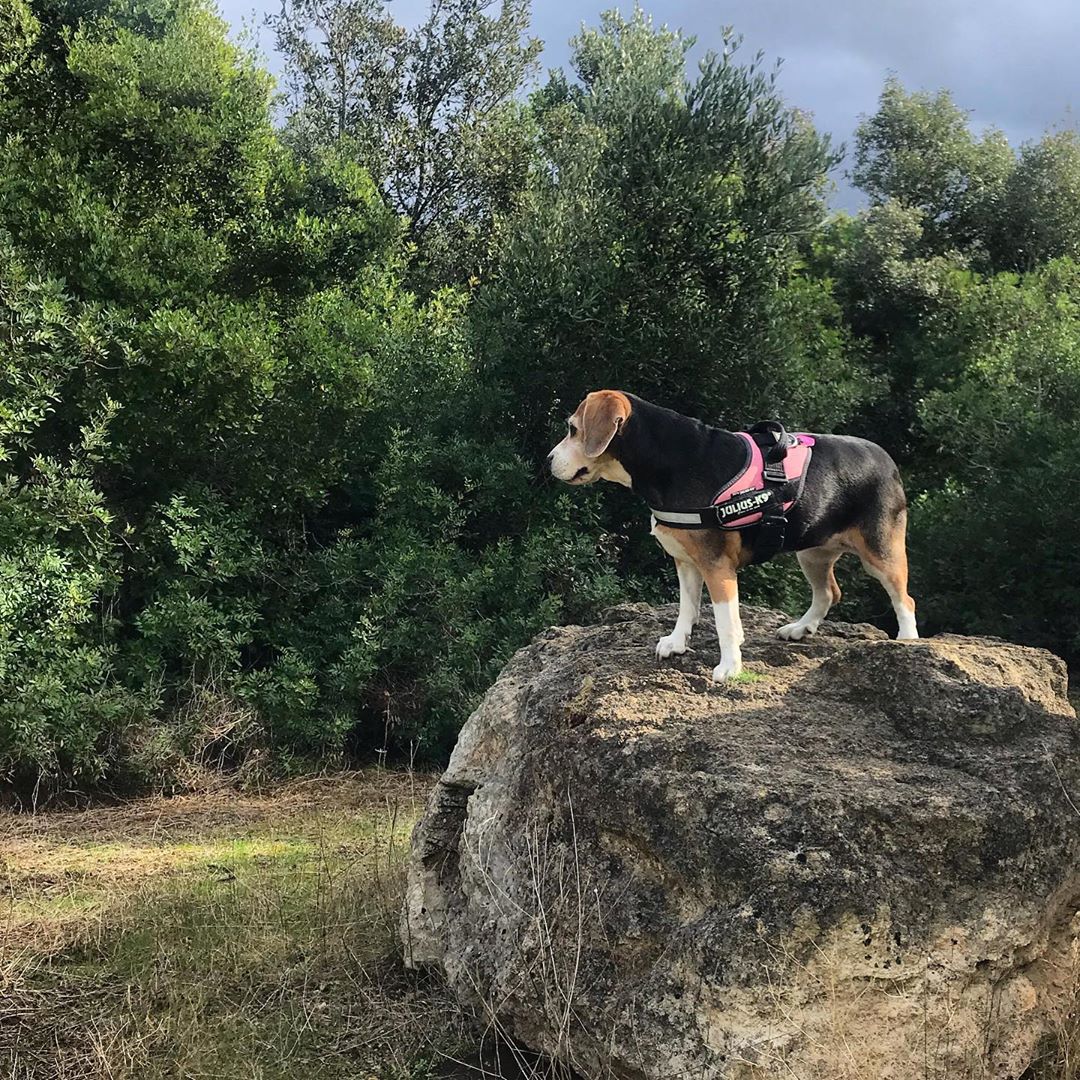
(0, 771), (492, 1080)
(727, 669), (765, 685)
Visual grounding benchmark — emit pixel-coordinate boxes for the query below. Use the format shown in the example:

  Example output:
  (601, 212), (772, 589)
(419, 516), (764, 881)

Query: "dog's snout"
(546, 450), (555, 466)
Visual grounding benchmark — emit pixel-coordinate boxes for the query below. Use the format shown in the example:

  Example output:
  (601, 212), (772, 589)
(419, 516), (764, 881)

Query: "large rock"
(402, 605), (1080, 1079)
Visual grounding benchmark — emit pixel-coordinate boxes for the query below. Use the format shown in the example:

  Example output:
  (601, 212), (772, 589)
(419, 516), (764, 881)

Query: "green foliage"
(997, 131), (1080, 270)
(472, 12), (870, 624)
(911, 260), (1080, 652)
(0, 246), (142, 790)
(0, 0), (38, 79)
(0, 0), (275, 306)
(852, 77), (1014, 262)
(479, 11), (865, 457)
(9, 1), (1080, 797)
(851, 78), (1080, 278)
(815, 201), (961, 460)
(270, 0), (542, 289)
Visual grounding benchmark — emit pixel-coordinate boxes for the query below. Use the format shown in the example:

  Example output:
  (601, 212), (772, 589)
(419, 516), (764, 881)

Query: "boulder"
(401, 604), (1080, 1079)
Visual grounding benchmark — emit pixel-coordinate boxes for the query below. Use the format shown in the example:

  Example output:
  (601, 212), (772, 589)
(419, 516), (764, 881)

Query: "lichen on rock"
(401, 604), (1080, 1079)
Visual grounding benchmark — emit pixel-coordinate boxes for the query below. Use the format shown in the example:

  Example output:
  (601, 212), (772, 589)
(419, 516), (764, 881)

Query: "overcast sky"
(221, 0), (1080, 209)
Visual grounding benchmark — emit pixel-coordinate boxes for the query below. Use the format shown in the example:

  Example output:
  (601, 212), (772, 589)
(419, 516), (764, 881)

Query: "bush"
(0, 248), (142, 793)
(911, 259), (1080, 652)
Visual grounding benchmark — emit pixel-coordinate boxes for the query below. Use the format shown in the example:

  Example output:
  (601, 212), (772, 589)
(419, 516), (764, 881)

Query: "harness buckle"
(763, 461), (787, 484)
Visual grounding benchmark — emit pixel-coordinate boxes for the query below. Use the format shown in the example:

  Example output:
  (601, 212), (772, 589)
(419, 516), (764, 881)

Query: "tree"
(270, 0), (541, 286)
(0, 0), (38, 80)
(996, 131), (1080, 270)
(0, 0), (276, 306)
(911, 258), (1080, 652)
(478, 10), (862, 452)
(852, 77), (1014, 262)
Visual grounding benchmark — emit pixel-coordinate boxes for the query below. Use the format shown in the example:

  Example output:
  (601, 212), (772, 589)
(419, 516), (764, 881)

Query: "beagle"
(547, 390), (917, 681)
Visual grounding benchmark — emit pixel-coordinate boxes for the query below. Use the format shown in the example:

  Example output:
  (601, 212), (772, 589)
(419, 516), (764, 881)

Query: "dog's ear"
(581, 391), (631, 457)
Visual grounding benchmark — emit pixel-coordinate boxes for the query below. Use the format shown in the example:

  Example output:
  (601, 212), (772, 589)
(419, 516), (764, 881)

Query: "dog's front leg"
(704, 563), (743, 681)
(656, 559), (703, 659)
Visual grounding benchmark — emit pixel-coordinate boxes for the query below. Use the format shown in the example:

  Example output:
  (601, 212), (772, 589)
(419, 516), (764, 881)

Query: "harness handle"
(747, 420), (790, 463)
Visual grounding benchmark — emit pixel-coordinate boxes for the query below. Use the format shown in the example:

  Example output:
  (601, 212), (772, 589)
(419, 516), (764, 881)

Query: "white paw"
(778, 620), (817, 641)
(712, 657), (743, 682)
(656, 634), (688, 659)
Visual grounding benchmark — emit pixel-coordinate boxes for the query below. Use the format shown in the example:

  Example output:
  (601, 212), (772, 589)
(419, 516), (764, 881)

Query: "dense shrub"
(0, 246), (142, 791)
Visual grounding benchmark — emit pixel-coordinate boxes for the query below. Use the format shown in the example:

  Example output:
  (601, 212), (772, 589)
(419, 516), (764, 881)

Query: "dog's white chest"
(651, 518), (693, 561)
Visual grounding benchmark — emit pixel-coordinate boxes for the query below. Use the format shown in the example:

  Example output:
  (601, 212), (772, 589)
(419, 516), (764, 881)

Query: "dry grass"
(0, 770), (517, 1080)
(1029, 944), (1080, 1080)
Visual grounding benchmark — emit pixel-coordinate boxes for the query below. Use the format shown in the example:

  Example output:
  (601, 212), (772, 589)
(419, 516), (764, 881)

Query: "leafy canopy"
(270, 0), (542, 287)
(480, 9), (857, 451)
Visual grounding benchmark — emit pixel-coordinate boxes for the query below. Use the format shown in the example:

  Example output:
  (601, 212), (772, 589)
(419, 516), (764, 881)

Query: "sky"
(221, 0), (1080, 210)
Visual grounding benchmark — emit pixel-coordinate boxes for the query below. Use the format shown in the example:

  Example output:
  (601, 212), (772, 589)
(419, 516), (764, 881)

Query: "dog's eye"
(568, 422), (577, 436)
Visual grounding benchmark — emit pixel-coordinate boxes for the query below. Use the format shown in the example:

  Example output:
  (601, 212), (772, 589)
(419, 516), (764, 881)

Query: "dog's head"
(548, 390), (633, 486)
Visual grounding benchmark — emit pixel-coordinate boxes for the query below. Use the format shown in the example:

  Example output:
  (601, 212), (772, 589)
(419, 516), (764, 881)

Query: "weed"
(728, 669), (766, 685)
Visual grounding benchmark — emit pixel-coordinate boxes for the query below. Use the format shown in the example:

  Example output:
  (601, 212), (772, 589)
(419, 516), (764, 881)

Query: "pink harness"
(648, 425), (816, 564)
(713, 432), (816, 528)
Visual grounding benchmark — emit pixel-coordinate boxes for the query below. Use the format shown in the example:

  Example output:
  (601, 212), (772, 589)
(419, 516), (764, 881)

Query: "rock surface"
(402, 605), (1080, 1079)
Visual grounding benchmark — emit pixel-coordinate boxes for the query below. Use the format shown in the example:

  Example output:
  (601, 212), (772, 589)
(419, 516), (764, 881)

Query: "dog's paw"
(712, 658), (743, 682)
(777, 620), (816, 641)
(655, 634), (688, 660)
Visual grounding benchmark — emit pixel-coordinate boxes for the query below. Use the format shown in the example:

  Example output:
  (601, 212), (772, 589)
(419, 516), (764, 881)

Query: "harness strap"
(650, 480), (799, 528)
(747, 422), (792, 562)
(749, 486), (790, 564)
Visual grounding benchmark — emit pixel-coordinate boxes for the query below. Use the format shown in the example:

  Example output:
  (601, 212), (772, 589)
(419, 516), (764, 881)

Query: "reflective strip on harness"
(649, 508), (712, 525)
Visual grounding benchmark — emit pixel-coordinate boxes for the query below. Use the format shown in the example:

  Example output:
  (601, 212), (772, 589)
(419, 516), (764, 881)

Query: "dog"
(547, 390), (917, 681)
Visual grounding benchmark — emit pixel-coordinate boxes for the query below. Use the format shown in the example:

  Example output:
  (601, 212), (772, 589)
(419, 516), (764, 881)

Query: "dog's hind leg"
(778, 547), (841, 641)
(656, 559), (704, 659)
(849, 511), (918, 640)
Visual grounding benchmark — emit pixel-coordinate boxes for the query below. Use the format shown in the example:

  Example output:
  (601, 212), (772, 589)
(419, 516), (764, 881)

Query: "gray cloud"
(220, 0), (1080, 209)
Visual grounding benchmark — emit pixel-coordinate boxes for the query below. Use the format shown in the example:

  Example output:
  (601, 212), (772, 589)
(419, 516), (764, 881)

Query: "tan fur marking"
(652, 525), (752, 575)
(837, 520), (915, 615)
(702, 564), (738, 605)
(828, 564), (843, 605)
(579, 390), (632, 457)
